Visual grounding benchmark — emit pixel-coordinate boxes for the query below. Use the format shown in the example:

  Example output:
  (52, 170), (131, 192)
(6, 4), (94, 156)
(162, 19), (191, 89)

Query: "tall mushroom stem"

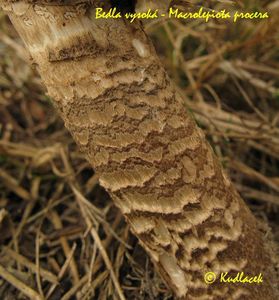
(1, 1), (278, 299)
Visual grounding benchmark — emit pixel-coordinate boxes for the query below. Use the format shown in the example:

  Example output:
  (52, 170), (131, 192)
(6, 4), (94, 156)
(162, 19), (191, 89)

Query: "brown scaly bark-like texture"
(1, 1), (278, 299)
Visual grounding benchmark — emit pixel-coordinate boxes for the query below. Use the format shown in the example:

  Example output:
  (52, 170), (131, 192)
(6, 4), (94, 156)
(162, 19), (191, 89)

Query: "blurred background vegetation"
(0, 1), (278, 299)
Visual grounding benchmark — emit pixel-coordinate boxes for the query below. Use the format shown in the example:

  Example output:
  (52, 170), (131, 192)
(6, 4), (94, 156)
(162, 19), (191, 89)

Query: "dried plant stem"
(4, 247), (58, 284)
(46, 243), (77, 299)
(75, 187), (126, 300)
(49, 211), (80, 285)
(0, 264), (43, 300)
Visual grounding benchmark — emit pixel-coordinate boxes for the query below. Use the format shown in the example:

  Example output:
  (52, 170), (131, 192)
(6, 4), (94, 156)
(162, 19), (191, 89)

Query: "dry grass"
(0, 1), (278, 299)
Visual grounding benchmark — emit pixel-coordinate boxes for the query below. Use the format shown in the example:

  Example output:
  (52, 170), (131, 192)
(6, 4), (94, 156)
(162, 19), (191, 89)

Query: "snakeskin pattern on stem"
(2, 1), (277, 299)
